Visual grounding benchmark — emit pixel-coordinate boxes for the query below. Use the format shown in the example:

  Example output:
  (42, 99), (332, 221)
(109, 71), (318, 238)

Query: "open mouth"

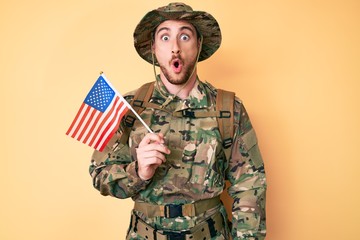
(171, 59), (182, 73)
(174, 61), (180, 68)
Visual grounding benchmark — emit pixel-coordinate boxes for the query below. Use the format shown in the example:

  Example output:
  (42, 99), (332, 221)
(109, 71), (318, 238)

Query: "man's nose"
(171, 40), (181, 54)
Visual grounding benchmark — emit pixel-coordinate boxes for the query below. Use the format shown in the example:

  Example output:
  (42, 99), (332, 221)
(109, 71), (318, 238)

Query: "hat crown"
(160, 2), (193, 13)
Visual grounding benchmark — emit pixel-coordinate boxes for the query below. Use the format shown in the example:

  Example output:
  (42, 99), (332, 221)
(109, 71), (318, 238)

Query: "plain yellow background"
(1, 0), (360, 239)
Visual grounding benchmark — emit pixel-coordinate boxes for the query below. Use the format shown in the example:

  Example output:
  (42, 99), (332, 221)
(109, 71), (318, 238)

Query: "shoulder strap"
(216, 89), (235, 161)
(119, 81), (155, 145)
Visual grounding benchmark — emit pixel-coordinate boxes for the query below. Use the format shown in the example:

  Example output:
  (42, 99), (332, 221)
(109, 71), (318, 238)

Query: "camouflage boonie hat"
(134, 2), (222, 65)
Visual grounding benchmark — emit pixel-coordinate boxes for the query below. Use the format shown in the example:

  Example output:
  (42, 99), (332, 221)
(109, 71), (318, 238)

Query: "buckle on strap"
(163, 231), (188, 240)
(222, 138), (233, 149)
(219, 110), (231, 118)
(164, 204), (183, 218)
(134, 197), (221, 218)
(133, 99), (144, 108)
(124, 115), (136, 127)
(181, 109), (195, 118)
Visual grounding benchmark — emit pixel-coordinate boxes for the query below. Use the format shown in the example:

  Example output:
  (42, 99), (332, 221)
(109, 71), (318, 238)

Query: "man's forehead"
(155, 20), (196, 33)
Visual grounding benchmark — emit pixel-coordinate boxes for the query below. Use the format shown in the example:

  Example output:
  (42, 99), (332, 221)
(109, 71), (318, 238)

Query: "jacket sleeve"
(226, 100), (267, 239)
(88, 95), (151, 199)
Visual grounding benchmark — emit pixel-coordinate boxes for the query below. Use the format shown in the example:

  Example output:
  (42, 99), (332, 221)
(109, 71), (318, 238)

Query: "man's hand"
(136, 133), (170, 180)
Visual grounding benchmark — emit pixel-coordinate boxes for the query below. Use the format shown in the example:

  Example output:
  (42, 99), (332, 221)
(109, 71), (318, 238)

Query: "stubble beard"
(160, 60), (196, 86)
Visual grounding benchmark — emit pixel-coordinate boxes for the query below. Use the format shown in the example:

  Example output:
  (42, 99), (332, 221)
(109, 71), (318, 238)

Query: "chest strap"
(134, 196), (220, 218)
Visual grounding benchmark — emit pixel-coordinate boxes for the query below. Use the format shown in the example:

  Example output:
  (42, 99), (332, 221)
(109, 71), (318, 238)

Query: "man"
(90, 2), (266, 239)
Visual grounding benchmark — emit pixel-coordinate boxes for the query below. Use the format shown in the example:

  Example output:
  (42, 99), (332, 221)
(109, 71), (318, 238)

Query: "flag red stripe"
(97, 104), (128, 151)
(94, 101), (126, 150)
(66, 103), (86, 135)
(85, 98), (119, 147)
(93, 103), (122, 149)
(77, 108), (96, 141)
(82, 111), (102, 144)
(88, 96), (120, 147)
(71, 104), (91, 139)
(98, 105), (128, 152)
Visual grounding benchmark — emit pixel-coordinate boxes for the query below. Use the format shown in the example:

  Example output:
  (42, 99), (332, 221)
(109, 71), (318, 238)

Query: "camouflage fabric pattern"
(127, 230), (228, 240)
(133, 2), (221, 65)
(90, 77), (267, 239)
(127, 204), (229, 239)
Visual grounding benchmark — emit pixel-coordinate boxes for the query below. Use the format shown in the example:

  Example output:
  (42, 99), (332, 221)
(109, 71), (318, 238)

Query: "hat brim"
(134, 10), (221, 65)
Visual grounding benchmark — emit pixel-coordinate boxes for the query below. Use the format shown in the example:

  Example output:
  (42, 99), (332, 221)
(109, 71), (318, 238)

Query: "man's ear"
(151, 40), (155, 53)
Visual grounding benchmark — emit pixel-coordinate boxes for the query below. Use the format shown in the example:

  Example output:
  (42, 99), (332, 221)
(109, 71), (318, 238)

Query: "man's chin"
(163, 72), (187, 85)
(167, 78), (187, 85)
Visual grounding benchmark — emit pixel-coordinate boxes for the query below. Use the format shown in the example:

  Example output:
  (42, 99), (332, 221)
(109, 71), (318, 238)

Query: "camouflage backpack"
(121, 81), (235, 161)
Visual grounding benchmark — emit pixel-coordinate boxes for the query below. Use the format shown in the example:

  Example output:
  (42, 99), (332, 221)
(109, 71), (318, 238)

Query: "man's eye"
(180, 34), (189, 41)
(161, 35), (170, 41)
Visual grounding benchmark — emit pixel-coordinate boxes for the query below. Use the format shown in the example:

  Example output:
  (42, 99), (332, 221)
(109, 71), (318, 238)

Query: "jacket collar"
(153, 75), (209, 111)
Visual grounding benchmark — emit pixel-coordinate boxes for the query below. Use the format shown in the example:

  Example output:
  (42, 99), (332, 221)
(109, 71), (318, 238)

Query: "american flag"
(66, 74), (129, 152)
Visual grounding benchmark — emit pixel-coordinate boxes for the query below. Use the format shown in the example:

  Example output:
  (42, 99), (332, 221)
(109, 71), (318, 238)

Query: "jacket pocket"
(188, 131), (225, 192)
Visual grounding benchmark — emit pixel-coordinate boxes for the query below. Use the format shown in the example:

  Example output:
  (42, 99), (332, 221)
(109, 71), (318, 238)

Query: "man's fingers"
(136, 154), (164, 181)
(136, 132), (170, 180)
(138, 143), (170, 155)
(142, 157), (164, 167)
(139, 133), (165, 147)
(137, 149), (167, 163)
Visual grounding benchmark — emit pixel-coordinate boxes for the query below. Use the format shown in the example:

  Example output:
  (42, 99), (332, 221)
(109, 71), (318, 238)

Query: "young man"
(90, 2), (267, 239)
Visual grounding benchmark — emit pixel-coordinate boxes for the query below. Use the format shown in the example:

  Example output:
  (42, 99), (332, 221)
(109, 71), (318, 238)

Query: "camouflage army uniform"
(90, 76), (267, 239)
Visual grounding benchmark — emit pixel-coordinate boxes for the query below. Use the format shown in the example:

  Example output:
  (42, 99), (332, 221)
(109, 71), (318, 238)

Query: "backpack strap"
(119, 81), (155, 145)
(124, 82), (155, 126)
(216, 89), (235, 161)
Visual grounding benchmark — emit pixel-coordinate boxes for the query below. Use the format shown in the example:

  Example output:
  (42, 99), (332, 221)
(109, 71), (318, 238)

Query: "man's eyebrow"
(179, 26), (195, 34)
(156, 27), (170, 35)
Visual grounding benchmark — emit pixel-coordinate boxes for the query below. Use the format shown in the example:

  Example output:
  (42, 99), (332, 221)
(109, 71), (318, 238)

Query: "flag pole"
(100, 72), (154, 134)
(127, 104), (154, 134)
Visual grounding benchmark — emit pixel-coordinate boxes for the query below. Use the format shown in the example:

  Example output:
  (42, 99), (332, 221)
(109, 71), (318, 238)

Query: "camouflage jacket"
(90, 77), (267, 239)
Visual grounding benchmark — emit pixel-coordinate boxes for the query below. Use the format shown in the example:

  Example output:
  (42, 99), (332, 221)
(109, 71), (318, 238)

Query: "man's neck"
(159, 72), (198, 99)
